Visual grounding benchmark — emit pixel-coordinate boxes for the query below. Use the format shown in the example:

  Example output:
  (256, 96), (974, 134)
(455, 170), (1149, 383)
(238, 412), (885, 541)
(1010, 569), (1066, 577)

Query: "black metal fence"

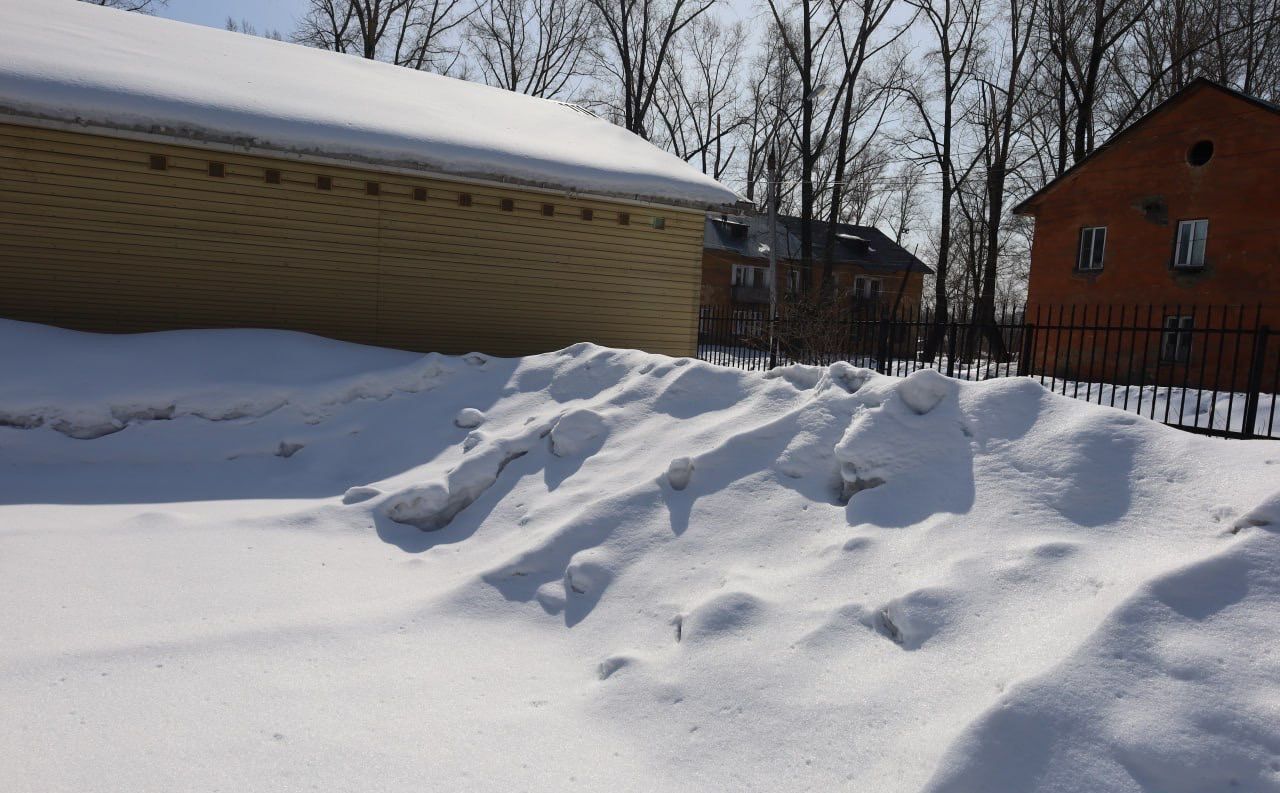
(697, 303), (1279, 440)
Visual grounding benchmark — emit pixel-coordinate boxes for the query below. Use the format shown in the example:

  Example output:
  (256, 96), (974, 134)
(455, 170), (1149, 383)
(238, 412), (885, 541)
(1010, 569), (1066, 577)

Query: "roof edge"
(1013, 78), (1279, 216)
(1, 110), (748, 213)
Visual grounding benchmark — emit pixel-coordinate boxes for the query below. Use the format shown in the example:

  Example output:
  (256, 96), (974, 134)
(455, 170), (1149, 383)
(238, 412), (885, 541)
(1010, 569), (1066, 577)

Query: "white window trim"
(1078, 226), (1106, 271)
(1173, 219), (1209, 269)
(853, 276), (882, 300)
(731, 264), (767, 288)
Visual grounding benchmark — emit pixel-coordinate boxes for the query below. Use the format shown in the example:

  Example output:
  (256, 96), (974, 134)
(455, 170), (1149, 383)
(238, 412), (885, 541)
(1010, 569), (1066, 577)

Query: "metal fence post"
(1241, 325), (1270, 439)
(1017, 323), (1036, 378)
(875, 313), (890, 375)
(946, 321), (958, 378)
(767, 312), (778, 370)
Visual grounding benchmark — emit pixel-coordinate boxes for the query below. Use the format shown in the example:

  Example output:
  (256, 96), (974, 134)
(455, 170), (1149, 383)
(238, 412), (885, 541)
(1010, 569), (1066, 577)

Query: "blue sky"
(156, 0), (769, 39)
(157, 0), (306, 36)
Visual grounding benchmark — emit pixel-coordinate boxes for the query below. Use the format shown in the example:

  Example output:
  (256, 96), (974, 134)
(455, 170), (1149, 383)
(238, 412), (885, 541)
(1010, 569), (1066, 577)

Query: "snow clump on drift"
(1, 317), (1278, 793)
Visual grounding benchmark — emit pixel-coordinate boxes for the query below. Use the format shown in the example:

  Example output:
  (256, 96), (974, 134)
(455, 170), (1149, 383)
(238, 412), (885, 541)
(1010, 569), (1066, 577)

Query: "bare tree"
(882, 163), (927, 245)
(81, 0), (167, 11)
(465, 0), (597, 97)
(226, 17), (284, 40)
(970, 0), (1039, 353)
(295, 0), (470, 72)
(900, 0), (984, 351)
(762, 0), (847, 291)
(1036, 0), (1153, 166)
(654, 15), (748, 179)
(816, 0), (906, 293)
(741, 35), (804, 208)
(586, 0), (720, 138)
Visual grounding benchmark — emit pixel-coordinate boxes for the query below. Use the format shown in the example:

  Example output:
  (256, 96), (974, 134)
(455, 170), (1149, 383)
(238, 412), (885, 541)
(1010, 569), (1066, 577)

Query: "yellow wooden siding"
(0, 122), (706, 356)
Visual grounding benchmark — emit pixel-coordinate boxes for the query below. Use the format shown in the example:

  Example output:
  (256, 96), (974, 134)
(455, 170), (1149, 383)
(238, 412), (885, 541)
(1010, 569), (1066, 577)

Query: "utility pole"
(767, 146), (779, 369)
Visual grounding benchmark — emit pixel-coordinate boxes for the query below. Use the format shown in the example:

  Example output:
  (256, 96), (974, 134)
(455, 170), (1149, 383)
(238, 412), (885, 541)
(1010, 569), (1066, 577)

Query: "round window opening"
(1187, 140), (1214, 166)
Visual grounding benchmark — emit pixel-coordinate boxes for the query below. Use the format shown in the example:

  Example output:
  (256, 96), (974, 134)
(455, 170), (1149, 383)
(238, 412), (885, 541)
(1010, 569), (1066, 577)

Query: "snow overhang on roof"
(0, 0), (745, 211)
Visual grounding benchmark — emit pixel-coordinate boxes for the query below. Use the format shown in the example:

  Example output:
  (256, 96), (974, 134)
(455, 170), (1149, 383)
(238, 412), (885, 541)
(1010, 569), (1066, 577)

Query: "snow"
(0, 0), (741, 209)
(2, 317), (1279, 792)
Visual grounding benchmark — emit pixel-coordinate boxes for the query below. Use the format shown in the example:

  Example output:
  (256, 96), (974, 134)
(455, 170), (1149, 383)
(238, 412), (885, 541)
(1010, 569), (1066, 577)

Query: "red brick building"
(1015, 79), (1279, 388)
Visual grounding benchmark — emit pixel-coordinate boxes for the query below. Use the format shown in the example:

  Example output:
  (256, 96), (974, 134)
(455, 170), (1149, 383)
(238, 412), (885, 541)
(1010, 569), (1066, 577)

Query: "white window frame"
(1078, 226), (1106, 271)
(853, 276), (882, 301)
(1161, 315), (1194, 363)
(1173, 219), (1208, 269)
(731, 264), (767, 288)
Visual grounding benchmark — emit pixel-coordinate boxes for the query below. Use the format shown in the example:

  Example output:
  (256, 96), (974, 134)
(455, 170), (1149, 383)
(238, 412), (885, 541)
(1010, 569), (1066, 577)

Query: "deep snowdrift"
(1, 319), (1277, 792)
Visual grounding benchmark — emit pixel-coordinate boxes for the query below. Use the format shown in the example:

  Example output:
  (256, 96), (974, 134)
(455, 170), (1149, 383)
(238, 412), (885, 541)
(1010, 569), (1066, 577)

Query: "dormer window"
(837, 232), (871, 257)
(716, 217), (750, 240)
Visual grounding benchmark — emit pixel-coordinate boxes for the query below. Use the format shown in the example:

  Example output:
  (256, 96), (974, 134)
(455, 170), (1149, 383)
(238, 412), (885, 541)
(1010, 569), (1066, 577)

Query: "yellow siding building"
(0, 1), (741, 357)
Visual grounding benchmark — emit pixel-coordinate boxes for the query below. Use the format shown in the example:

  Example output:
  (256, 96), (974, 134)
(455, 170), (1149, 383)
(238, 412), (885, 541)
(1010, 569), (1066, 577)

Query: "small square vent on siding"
(208, 162), (225, 178)
(413, 187), (428, 201)
(264, 169), (281, 184)
(459, 193), (472, 207)
(148, 154), (167, 171)
(316, 175), (332, 190)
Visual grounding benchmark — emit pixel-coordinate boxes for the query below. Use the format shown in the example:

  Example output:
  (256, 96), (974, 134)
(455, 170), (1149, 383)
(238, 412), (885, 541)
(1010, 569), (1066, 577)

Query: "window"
(1174, 219), (1208, 268)
(1077, 226), (1106, 271)
(1187, 140), (1214, 166)
(732, 264), (767, 288)
(853, 276), (882, 302)
(651, 216), (666, 230)
(264, 169), (281, 184)
(786, 270), (802, 294)
(458, 193), (472, 207)
(1161, 315), (1194, 363)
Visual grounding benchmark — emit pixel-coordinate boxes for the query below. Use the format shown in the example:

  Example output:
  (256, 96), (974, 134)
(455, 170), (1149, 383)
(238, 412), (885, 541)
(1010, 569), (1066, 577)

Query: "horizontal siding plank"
(0, 161), (703, 255)
(3, 255), (701, 319)
(0, 226), (700, 291)
(0, 214), (701, 285)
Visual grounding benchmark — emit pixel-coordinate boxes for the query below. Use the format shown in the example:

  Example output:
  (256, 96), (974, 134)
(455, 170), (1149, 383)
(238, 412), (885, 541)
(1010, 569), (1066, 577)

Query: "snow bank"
(0, 0), (741, 209)
(2, 319), (1277, 793)
(0, 320), (448, 438)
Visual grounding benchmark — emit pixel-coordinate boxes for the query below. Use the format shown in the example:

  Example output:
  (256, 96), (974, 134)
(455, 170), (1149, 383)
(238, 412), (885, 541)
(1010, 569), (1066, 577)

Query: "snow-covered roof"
(0, 0), (743, 210)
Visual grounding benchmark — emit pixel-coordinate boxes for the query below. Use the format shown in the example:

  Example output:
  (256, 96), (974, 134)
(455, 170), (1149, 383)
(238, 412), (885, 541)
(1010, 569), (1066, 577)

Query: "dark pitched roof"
(1013, 78), (1280, 216)
(704, 214), (802, 261)
(704, 214), (932, 274)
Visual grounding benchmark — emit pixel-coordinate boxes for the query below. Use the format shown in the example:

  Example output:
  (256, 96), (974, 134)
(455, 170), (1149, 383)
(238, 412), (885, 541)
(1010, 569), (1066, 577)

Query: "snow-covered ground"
(2, 319), (1278, 792)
